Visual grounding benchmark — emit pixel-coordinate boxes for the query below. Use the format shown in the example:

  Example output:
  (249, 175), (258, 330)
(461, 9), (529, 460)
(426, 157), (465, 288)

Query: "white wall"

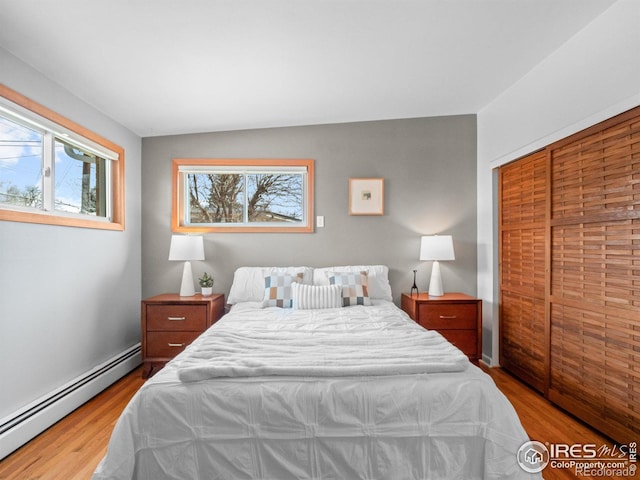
(476, 0), (640, 364)
(0, 48), (142, 455)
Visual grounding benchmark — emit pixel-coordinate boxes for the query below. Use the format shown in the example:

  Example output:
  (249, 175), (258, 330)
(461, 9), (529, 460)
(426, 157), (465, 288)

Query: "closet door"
(548, 111), (640, 443)
(499, 150), (548, 392)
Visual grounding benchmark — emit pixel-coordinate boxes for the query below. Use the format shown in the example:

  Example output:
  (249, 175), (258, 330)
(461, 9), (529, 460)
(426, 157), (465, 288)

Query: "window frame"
(172, 158), (314, 233)
(0, 84), (125, 231)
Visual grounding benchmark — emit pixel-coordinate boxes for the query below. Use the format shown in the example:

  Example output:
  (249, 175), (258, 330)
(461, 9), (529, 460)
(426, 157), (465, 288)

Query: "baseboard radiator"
(482, 353), (494, 367)
(0, 343), (141, 460)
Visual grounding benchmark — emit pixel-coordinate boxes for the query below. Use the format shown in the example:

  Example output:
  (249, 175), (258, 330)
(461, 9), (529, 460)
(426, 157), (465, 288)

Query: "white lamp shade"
(419, 235), (454, 296)
(419, 235), (455, 261)
(168, 235), (205, 261)
(168, 235), (205, 296)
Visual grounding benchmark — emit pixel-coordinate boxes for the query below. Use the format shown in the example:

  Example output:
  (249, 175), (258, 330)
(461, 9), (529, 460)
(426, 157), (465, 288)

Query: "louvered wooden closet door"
(548, 112), (640, 443)
(498, 106), (640, 444)
(499, 150), (548, 392)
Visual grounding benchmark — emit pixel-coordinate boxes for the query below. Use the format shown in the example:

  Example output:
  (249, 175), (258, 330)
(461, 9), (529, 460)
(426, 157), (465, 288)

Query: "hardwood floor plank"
(480, 365), (636, 480)
(0, 365), (632, 479)
(0, 368), (145, 480)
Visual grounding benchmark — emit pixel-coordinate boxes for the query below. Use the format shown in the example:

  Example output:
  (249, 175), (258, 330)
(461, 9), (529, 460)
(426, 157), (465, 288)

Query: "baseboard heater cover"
(482, 353), (494, 367)
(0, 343), (141, 460)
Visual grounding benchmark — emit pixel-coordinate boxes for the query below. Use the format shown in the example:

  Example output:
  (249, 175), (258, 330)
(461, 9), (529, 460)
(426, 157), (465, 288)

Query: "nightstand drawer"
(437, 330), (478, 357)
(146, 331), (201, 357)
(141, 293), (225, 378)
(146, 305), (207, 331)
(401, 293), (481, 362)
(418, 303), (477, 330)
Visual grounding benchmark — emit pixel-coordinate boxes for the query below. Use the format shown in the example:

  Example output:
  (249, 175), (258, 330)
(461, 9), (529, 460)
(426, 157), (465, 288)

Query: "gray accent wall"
(142, 115), (477, 304)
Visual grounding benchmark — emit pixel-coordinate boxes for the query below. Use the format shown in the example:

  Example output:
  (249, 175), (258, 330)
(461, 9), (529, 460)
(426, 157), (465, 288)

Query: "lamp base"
(179, 261), (196, 296)
(428, 261), (444, 296)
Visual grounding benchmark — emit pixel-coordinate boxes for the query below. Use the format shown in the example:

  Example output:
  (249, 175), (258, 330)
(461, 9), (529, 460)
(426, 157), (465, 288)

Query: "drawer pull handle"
(168, 343), (186, 347)
(439, 315), (457, 319)
(167, 316), (186, 321)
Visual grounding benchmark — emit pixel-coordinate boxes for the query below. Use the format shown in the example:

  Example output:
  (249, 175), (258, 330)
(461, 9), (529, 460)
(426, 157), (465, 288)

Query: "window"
(173, 158), (314, 233)
(0, 84), (124, 230)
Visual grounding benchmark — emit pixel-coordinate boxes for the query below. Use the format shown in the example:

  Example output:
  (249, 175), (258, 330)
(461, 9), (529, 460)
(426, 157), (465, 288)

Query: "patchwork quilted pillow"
(312, 265), (392, 301)
(228, 266), (313, 304)
(291, 282), (342, 310)
(263, 272), (303, 308)
(329, 271), (372, 307)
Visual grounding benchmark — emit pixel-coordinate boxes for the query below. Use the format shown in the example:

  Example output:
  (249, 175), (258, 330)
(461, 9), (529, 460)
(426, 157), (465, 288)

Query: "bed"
(93, 266), (540, 479)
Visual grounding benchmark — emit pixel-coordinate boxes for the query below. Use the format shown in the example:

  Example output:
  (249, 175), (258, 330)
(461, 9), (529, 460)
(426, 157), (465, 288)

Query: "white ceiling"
(0, 0), (617, 137)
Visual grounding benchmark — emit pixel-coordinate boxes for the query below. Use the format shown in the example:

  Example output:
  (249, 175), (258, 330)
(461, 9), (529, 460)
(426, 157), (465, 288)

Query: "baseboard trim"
(482, 353), (494, 366)
(0, 344), (141, 460)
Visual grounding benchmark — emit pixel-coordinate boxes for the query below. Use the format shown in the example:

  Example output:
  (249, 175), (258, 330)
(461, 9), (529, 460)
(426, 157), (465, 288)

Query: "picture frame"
(349, 178), (384, 215)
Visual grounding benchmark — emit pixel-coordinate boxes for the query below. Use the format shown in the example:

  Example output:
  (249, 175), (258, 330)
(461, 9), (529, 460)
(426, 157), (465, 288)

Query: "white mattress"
(93, 301), (540, 479)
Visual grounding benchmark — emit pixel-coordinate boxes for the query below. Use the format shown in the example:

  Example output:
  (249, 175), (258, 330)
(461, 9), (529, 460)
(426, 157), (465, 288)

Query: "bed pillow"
(329, 271), (372, 307)
(263, 272), (303, 308)
(313, 265), (392, 301)
(291, 282), (342, 310)
(228, 266), (313, 304)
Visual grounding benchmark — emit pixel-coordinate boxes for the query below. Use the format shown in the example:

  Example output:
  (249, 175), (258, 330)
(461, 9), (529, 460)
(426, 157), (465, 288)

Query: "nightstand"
(401, 292), (482, 361)
(141, 293), (225, 378)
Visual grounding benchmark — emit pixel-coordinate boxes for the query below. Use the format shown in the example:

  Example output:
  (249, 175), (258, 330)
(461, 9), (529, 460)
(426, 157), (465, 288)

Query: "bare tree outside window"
(188, 173), (244, 223)
(247, 174), (303, 222)
(187, 173), (303, 224)
(174, 159), (314, 233)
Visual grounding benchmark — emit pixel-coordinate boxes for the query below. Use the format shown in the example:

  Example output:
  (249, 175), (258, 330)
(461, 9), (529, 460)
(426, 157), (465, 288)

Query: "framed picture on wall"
(349, 178), (384, 215)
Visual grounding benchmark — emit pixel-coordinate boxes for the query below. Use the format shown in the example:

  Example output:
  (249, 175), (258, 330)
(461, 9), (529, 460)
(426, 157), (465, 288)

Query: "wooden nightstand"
(401, 292), (482, 361)
(141, 293), (225, 378)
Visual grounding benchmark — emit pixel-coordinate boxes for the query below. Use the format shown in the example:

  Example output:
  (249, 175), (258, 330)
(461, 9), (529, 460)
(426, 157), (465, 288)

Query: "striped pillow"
(291, 282), (342, 310)
(329, 271), (372, 307)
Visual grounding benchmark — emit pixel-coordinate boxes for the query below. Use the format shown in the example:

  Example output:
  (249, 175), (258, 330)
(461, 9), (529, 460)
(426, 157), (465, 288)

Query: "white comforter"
(93, 302), (540, 480)
(178, 301), (468, 381)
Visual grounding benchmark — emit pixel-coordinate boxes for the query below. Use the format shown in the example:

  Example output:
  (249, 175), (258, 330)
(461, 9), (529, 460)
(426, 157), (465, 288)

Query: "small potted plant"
(198, 272), (214, 296)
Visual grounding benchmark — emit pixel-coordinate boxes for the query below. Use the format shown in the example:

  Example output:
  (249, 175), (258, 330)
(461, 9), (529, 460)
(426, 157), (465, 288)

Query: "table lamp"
(168, 235), (205, 296)
(419, 235), (455, 296)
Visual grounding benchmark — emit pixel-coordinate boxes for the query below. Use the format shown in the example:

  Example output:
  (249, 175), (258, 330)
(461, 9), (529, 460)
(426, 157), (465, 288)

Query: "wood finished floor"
(0, 365), (618, 479)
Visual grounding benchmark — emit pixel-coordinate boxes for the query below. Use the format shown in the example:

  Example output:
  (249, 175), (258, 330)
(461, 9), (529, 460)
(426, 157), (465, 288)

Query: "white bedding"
(93, 301), (540, 480)
(178, 301), (468, 381)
